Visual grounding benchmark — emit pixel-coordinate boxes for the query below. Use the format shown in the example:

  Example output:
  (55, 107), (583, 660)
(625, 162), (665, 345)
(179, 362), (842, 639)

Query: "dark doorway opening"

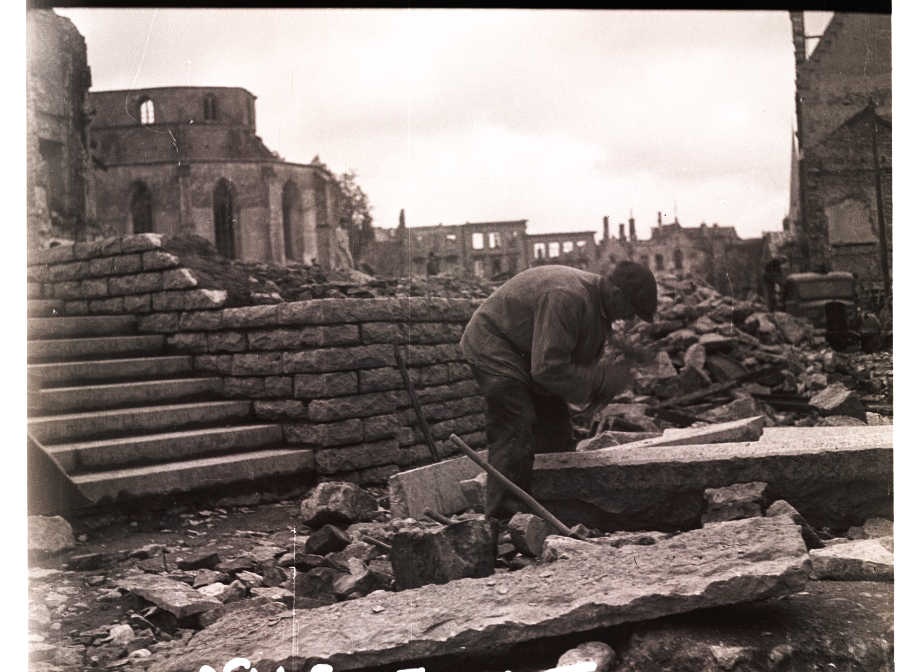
(130, 181), (153, 234)
(213, 178), (237, 259)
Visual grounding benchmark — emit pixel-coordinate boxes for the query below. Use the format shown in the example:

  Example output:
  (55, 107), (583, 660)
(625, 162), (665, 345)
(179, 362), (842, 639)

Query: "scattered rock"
(176, 549), (220, 570)
(28, 515), (75, 556)
(391, 517), (498, 589)
(300, 481), (379, 528)
(197, 596), (284, 629)
(810, 538), (893, 581)
(327, 541), (378, 571)
(305, 524), (352, 555)
(809, 383), (866, 421)
(765, 500), (824, 549)
(235, 571), (264, 588)
(459, 472), (487, 512)
(507, 513), (553, 557)
(192, 569), (229, 588)
(294, 567), (342, 604)
(65, 552), (114, 571)
(250, 586), (294, 607)
(702, 481), (768, 524)
(117, 573), (222, 620)
(557, 641), (616, 671)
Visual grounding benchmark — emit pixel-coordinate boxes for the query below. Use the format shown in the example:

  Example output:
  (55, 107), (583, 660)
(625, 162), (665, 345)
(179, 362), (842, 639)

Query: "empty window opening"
(472, 232), (485, 250)
(139, 99), (155, 125)
(446, 234), (457, 242)
(655, 254), (664, 270)
(488, 232), (501, 249)
(674, 248), (684, 270)
(130, 181), (153, 234)
(548, 242), (560, 258)
(38, 139), (64, 212)
(491, 257), (503, 276)
(562, 241), (574, 254)
(473, 259), (485, 277)
(214, 178), (238, 259)
(282, 181), (300, 260)
(203, 94), (218, 121)
(533, 242), (546, 259)
(576, 240), (587, 248)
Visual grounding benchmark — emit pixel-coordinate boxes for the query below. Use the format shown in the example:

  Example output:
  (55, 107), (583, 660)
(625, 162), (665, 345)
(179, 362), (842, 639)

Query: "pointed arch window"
(203, 94), (218, 121)
(139, 98), (155, 125)
(282, 181), (301, 261)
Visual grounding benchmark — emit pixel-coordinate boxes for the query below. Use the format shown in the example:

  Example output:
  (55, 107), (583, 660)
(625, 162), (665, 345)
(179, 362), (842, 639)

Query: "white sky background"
(56, 8), (834, 240)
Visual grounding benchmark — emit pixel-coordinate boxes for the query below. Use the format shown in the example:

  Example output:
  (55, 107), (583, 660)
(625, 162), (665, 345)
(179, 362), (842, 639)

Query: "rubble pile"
(590, 272), (892, 437)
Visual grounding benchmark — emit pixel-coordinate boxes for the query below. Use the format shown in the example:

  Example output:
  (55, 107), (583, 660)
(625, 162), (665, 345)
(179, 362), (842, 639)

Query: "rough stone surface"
(557, 641), (616, 671)
(810, 538), (893, 581)
(28, 515), (75, 555)
(147, 516), (809, 672)
(534, 425), (892, 531)
(614, 581), (892, 672)
(459, 472), (487, 512)
(702, 481), (768, 524)
(117, 573), (222, 620)
(809, 383), (867, 421)
(299, 481), (379, 528)
(389, 451), (486, 519)
(765, 499), (824, 549)
(508, 512), (553, 557)
(390, 518), (498, 589)
(305, 524), (352, 555)
(576, 416), (765, 452)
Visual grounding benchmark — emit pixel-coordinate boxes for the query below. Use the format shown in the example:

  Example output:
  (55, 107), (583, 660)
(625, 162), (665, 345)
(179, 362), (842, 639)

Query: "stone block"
(459, 472), (487, 512)
(389, 451), (487, 519)
(142, 250), (181, 270)
(557, 642), (616, 671)
(360, 322), (402, 343)
(315, 439), (402, 474)
(249, 326), (358, 351)
(207, 331), (247, 353)
(508, 513), (553, 557)
(27, 282), (43, 299)
(48, 260), (85, 281)
(279, 298), (408, 326)
(410, 363), (450, 387)
(810, 538), (893, 581)
(307, 391), (402, 422)
(809, 383), (866, 421)
(409, 322), (464, 344)
(358, 367), (404, 393)
(222, 377), (266, 398)
(391, 518), (497, 589)
(73, 239), (105, 259)
(285, 419), (364, 447)
(264, 376), (293, 397)
(80, 277), (110, 298)
(577, 417), (766, 452)
(293, 567), (341, 604)
(407, 397), (485, 424)
(702, 482), (769, 524)
(63, 300), (88, 314)
(403, 343), (465, 366)
(766, 499), (824, 549)
(179, 311), (223, 331)
(167, 333), (208, 354)
(120, 232), (165, 253)
(293, 371), (358, 399)
(414, 379), (481, 403)
(162, 268), (199, 290)
(108, 272), (163, 296)
(117, 573), (221, 620)
(400, 413), (486, 446)
(252, 400), (307, 421)
(193, 354), (233, 375)
(153, 289), (228, 311)
(28, 243), (74, 265)
(28, 515), (75, 555)
(137, 313), (180, 333)
(363, 413), (401, 440)
(123, 294), (153, 313)
(88, 253), (143, 277)
(231, 353), (282, 376)
(353, 463), (402, 485)
(51, 280), (81, 300)
(283, 344), (395, 373)
(299, 481), (379, 528)
(220, 305), (281, 329)
(176, 550), (220, 570)
(406, 298), (481, 322)
(446, 362), (473, 382)
(305, 524), (352, 555)
(88, 296), (125, 314)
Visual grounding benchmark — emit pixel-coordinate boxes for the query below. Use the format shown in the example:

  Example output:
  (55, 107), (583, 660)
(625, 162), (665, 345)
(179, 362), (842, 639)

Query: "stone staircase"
(27, 300), (314, 508)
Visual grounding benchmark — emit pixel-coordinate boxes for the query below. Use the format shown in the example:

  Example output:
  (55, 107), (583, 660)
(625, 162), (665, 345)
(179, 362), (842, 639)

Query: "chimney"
(628, 217), (636, 241)
(657, 211), (662, 226)
(602, 216), (609, 240)
(618, 223), (626, 241)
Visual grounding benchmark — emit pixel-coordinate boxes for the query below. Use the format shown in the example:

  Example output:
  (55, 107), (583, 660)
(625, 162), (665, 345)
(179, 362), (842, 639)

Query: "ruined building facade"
(26, 10), (351, 269)
(26, 9), (93, 249)
(89, 87), (351, 268)
(790, 12), (892, 305)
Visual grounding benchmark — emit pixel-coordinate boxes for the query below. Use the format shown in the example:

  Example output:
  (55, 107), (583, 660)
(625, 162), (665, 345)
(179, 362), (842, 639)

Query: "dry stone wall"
(27, 234), (488, 484)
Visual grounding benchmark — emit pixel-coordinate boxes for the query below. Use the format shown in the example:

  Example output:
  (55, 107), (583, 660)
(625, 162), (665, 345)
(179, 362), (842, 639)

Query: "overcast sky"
(55, 8), (834, 240)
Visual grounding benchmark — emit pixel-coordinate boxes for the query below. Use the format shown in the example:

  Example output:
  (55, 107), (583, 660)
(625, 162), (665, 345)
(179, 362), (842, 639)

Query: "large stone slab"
(535, 425), (892, 531)
(810, 538), (893, 581)
(388, 451), (486, 519)
(147, 516), (809, 672)
(577, 416), (766, 452)
(117, 573), (222, 620)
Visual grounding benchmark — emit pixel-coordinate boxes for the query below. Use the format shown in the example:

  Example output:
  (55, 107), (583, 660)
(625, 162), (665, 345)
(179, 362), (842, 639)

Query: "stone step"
(28, 315), (138, 340)
(29, 355), (194, 387)
(28, 400), (253, 444)
(47, 424), (284, 472)
(72, 448), (315, 502)
(27, 299), (64, 317)
(28, 335), (166, 363)
(32, 377), (224, 413)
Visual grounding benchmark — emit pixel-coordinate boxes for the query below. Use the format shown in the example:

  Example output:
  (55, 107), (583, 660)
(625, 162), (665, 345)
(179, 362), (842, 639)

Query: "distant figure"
(762, 258), (785, 312)
(426, 252), (440, 277)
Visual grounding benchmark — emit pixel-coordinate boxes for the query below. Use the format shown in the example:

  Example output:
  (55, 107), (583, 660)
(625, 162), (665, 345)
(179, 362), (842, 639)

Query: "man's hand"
(591, 358), (633, 404)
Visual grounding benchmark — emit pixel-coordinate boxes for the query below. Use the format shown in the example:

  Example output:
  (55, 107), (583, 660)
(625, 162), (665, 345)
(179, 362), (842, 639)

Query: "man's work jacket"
(460, 264), (617, 406)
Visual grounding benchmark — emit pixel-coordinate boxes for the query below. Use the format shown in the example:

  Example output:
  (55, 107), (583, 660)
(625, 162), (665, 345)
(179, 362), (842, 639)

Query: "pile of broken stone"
(29, 468), (893, 672)
(590, 272), (892, 438)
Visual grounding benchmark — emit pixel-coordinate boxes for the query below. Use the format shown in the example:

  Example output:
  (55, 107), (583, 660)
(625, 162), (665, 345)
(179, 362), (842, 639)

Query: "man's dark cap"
(608, 261), (658, 322)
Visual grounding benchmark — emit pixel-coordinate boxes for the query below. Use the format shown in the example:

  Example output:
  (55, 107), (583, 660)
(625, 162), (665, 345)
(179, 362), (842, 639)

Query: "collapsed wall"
(27, 234), (488, 485)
